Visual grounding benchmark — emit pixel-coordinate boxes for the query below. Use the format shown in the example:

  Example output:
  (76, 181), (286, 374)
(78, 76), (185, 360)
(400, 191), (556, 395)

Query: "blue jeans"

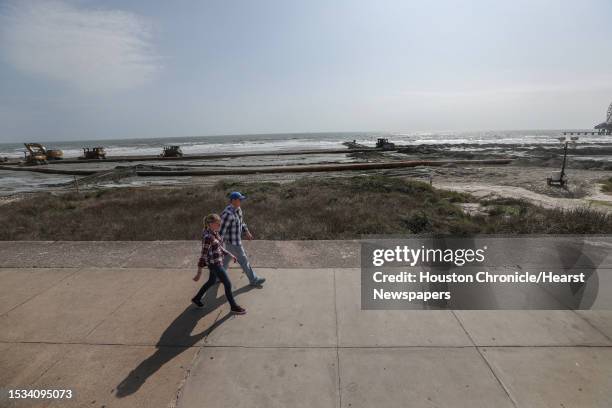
(223, 242), (260, 284)
(194, 264), (238, 308)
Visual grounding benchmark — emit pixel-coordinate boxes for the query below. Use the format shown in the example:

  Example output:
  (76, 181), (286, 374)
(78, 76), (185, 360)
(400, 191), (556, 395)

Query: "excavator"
(376, 138), (396, 150)
(23, 143), (63, 165)
(159, 145), (183, 158)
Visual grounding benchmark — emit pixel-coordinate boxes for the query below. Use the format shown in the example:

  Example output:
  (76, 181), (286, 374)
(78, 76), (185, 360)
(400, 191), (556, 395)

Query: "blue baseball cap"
(229, 191), (247, 200)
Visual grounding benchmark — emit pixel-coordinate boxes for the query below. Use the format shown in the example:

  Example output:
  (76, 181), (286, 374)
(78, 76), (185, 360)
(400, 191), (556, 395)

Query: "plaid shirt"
(198, 229), (228, 267)
(220, 204), (249, 245)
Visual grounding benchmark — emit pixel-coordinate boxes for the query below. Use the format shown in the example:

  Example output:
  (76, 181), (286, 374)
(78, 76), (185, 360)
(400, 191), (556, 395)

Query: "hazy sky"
(1, 0), (611, 142)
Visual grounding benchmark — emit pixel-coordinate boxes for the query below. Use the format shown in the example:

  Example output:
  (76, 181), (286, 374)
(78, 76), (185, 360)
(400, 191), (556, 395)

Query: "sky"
(1, 0), (611, 143)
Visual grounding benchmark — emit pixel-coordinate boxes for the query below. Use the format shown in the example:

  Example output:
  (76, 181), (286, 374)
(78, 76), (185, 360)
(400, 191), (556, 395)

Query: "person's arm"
(241, 211), (253, 240)
(219, 241), (238, 262)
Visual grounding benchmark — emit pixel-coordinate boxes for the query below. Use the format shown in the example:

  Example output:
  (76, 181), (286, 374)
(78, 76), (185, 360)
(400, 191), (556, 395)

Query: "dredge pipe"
(0, 166), (97, 175)
(134, 159), (512, 176)
(0, 158), (511, 177)
(0, 159), (512, 177)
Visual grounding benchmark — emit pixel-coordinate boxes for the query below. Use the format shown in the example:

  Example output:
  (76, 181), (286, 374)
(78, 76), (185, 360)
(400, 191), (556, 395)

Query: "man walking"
(220, 191), (266, 286)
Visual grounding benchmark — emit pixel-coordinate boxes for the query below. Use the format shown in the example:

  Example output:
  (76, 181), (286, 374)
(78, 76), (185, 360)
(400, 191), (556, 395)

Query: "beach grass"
(1, 175), (611, 240)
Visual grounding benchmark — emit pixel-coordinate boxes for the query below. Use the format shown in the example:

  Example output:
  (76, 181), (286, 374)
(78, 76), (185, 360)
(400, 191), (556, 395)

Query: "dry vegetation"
(1, 176), (611, 240)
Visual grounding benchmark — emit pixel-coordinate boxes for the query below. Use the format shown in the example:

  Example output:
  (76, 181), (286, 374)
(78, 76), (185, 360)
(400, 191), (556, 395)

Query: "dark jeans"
(194, 264), (238, 308)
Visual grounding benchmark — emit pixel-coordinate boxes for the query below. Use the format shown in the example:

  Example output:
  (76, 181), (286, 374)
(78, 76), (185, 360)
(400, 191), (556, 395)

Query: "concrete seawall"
(1, 240), (611, 408)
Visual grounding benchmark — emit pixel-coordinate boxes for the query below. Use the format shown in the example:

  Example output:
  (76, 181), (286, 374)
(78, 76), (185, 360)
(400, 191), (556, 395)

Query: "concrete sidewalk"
(1, 241), (611, 408)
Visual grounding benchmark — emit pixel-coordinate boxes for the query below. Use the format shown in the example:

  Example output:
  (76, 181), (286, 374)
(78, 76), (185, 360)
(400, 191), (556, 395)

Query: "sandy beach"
(3, 143), (611, 212)
(2, 136), (612, 241)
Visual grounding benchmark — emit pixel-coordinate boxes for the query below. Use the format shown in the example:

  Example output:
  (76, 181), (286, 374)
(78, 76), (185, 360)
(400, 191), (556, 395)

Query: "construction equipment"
(23, 143), (64, 165)
(46, 149), (63, 160)
(376, 138), (396, 150)
(159, 145), (183, 158)
(80, 147), (106, 160)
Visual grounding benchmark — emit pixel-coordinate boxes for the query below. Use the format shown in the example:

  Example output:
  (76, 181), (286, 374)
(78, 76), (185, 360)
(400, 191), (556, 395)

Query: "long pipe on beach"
(0, 159), (512, 177)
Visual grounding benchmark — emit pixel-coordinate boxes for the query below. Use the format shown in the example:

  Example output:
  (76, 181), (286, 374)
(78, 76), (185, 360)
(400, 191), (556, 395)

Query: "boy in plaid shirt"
(192, 213), (246, 315)
(220, 191), (266, 286)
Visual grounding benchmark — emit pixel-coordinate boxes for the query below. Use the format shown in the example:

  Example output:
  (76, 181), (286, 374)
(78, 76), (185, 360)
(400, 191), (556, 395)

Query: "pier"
(562, 130), (608, 136)
(561, 101), (612, 136)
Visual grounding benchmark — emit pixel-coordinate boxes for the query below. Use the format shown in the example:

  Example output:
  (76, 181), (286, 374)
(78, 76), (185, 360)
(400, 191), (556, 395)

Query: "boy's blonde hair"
(203, 213), (221, 230)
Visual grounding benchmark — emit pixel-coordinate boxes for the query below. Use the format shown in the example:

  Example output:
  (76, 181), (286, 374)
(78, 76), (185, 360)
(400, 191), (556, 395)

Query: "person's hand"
(232, 255), (238, 263)
(245, 231), (254, 240)
(193, 268), (202, 281)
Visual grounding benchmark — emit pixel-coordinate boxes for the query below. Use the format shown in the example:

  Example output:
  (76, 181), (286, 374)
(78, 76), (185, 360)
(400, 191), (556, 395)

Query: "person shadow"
(114, 283), (254, 398)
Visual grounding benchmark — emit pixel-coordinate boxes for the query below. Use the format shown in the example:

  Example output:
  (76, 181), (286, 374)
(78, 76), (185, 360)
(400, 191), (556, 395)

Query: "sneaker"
(231, 305), (247, 315)
(250, 277), (266, 287)
(191, 297), (204, 307)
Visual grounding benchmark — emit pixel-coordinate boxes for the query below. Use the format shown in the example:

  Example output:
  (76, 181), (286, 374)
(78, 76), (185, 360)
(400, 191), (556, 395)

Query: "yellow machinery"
(23, 143), (63, 165)
(46, 150), (63, 160)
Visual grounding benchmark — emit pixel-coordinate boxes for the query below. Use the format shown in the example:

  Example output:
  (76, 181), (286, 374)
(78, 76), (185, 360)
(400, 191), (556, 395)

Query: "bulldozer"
(80, 147), (107, 160)
(159, 145), (184, 158)
(375, 138), (396, 150)
(23, 143), (64, 165)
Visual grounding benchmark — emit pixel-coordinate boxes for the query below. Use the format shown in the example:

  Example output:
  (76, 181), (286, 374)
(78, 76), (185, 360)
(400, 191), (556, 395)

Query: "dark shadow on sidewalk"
(114, 283), (254, 398)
